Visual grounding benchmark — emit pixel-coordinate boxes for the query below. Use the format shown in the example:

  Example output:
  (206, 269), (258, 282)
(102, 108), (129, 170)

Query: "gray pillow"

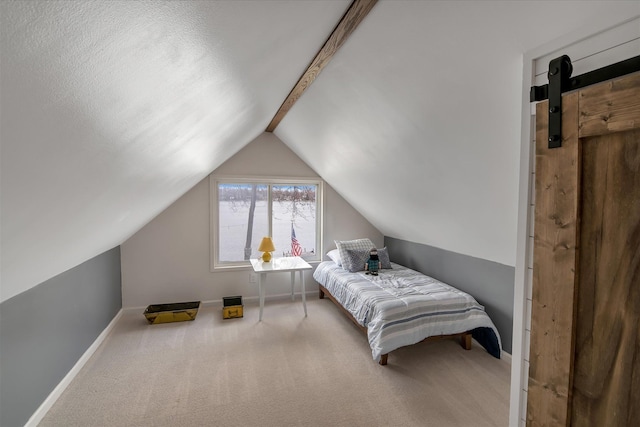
(335, 238), (375, 271)
(344, 249), (370, 273)
(377, 247), (392, 269)
(344, 247), (392, 272)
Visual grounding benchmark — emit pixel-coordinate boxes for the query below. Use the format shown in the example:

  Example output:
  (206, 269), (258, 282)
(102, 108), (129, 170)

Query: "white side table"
(250, 256), (313, 321)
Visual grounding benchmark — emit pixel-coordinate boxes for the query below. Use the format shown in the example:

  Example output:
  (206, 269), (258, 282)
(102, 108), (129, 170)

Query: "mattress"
(313, 261), (502, 362)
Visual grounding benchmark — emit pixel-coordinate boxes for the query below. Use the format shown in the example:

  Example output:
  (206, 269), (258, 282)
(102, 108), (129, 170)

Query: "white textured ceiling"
(1, 1), (639, 302)
(0, 0), (350, 301)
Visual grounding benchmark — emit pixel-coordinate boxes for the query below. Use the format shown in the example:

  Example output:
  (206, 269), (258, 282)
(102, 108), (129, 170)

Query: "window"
(211, 177), (323, 269)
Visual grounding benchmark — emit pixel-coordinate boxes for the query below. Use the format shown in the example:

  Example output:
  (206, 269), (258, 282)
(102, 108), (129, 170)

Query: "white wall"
(276, 1), (640, 269)
(0, 0), (350, 303)
(121, 133), (382, 307)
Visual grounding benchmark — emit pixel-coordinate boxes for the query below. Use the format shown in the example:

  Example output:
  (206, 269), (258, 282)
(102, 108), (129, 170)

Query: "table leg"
(301, 270), (307, 317)
(290, 271), (295, 301)
(259, 273), (265, 321)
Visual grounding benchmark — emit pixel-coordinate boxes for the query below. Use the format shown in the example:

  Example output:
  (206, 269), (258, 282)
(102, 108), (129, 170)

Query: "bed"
(314, 242), (501, 365)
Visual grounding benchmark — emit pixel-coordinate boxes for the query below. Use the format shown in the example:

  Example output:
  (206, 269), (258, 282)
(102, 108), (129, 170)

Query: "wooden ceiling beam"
(266, 0), (378, 132)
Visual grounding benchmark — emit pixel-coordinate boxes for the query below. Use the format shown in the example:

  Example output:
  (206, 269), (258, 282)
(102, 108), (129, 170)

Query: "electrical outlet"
(249, 273), (257, 284)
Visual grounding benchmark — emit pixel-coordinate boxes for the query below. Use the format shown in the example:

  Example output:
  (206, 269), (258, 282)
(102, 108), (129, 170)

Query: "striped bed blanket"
(313, 261), (502, 362)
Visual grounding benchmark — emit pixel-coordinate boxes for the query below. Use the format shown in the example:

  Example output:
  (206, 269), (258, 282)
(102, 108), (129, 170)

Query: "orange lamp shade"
(258, 237), (275, 262)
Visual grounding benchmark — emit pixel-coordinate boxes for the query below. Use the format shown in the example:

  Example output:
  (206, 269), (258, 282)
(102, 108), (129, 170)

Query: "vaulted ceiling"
(1, 1), (638, 302)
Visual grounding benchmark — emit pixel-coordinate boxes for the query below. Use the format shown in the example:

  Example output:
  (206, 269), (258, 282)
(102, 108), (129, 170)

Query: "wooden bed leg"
(379, 354), (388, 365)
(461, 333), (472, 350)
(319, 288), (325, 299)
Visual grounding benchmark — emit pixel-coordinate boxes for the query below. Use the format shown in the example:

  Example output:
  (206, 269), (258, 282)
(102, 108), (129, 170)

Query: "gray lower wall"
(384, 237), (514, 353)
(0, 247), (122, 427)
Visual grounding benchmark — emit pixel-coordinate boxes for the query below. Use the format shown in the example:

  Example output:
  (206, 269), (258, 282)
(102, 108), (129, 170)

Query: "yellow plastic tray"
(144, 301), (200, 324)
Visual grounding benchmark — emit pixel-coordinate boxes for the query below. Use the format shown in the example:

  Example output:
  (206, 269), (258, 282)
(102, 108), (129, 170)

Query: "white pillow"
(327, 249), (341, 266)
(335, 238), (375, 272)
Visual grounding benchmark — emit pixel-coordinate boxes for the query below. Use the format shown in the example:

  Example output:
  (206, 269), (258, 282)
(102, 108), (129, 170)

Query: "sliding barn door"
(528, 72), (640, 426)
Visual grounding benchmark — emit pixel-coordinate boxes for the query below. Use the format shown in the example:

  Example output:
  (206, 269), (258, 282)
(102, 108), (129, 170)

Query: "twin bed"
(313, 240), (501, 365)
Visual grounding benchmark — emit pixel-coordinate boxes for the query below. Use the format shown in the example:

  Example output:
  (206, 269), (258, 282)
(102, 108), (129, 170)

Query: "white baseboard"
(25, 309), (124, 427)
(123, 291), (322, 312)
(471, 338), (512, 365)
(235, 290), (321, 305)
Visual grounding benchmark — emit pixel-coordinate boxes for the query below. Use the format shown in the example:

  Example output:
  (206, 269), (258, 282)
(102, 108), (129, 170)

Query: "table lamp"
(258, 237), (276, 262)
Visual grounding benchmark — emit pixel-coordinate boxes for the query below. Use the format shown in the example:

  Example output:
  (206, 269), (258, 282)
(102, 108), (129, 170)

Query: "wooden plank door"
(527, 72), (640, 426)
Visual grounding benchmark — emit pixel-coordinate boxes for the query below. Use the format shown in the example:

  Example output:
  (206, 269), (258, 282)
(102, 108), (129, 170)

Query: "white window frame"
(210, 175), (323, 271)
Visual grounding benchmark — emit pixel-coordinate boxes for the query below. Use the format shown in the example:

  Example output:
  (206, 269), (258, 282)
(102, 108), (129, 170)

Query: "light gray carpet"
(39, 298), (510, 426)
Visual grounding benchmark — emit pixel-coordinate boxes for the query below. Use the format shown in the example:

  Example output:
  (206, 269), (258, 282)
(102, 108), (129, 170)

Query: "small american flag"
(291, 224), (302, 256)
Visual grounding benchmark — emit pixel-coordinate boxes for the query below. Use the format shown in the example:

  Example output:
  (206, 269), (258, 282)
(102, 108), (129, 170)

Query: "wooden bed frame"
(318, 284), (473, 365)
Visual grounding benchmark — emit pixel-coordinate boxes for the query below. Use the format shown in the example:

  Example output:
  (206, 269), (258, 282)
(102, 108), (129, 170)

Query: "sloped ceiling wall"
(0, 0), (350, 302)
(1, 1), (638, 302)
(275, 0), (640, 267)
